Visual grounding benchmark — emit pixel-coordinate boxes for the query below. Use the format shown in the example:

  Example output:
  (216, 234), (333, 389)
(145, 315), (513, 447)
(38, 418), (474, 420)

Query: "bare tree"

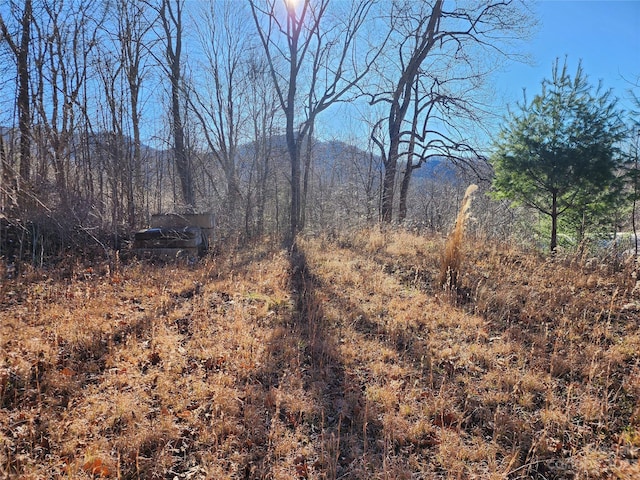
(0, 0), (33, 204)
(189, 0), (249, 230)
(370, 0), (532, 223)
(375, 0), (443, 223)
(31, 0), (101, 208)
(248, 0), (386, 242)
(117, 0), (154, 227)
(397, 72), (484, 223)
(245, 54), (282, 237)
(159, 0), (194, 211)
(94, 52), (126, 230)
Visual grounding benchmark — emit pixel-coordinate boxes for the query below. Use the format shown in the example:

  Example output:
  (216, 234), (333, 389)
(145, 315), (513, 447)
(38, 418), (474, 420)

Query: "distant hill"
(237, 134), (476, 184)
(412, 156), (456, 180)
(0, 125), (482, 184)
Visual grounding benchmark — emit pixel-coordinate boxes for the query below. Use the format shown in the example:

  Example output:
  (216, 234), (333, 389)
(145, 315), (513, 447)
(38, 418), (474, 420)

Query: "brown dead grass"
(439, 184), (478, 289)
(1, 230), (639, 479)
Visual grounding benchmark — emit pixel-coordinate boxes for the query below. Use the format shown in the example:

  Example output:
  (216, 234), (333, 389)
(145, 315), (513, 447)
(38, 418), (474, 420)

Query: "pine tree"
(491, 58), (626, 251)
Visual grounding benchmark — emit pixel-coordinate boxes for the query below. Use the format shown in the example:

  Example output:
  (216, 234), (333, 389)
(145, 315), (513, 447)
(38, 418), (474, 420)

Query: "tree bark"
(16, 0), (32, 184)
(301, 125), (314, 230)
(398, 160), (412, 223)
(381, 153), (397, 223)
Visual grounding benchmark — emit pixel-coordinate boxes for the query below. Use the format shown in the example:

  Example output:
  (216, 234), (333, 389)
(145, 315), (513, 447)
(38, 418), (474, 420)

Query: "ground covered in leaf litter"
(1, 229), (639, 479)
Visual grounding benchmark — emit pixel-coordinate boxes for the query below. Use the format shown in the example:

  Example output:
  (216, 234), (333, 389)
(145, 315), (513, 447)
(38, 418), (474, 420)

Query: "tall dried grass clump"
(439, 184), (478, 289)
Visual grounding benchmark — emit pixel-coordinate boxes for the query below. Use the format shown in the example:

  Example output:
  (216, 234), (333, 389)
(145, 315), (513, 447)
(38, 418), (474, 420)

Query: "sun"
(284, 0), (302, 10)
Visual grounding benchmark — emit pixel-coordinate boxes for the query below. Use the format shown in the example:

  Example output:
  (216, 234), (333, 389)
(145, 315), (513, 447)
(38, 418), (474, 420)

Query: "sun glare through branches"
(284, 0), (302, 10)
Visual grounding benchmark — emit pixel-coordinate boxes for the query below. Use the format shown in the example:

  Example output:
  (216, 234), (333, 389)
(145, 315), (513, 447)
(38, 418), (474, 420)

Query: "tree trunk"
(551, 190), (558, 252)
(301, 126), (314, 230)
(17, 0), (32, 184)
(286, 9), (300, 242)
(227, 172), (242, 221)
(171, 85), (194, 210)
(398, 160), (413, 223)
(161, 0), (194, 212)
(288, 129), (301, 240)
(129, 78), (141, 229)
(381, 137), (400, 223)
(398, 77), (422, 224)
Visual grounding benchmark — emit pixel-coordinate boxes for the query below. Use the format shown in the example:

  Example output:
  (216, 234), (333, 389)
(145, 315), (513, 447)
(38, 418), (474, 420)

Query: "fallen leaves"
(82, 457), (111, 477)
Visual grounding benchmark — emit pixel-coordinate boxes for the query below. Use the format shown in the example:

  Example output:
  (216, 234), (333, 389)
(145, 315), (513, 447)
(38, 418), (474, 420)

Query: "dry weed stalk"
(439, 184), (478, 289)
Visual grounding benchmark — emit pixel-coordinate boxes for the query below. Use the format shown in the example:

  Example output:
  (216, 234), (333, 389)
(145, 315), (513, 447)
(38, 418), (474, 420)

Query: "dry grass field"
(1, 229), (639, 479)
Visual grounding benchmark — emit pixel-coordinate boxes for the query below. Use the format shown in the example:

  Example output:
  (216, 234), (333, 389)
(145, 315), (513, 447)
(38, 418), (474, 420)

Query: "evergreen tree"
(491, 58), (626, 251)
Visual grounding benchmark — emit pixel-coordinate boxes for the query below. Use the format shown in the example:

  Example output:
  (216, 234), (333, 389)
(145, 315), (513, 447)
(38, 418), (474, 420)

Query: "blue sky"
(322, 0), (640, 149)
(495, 0), (640, 114)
